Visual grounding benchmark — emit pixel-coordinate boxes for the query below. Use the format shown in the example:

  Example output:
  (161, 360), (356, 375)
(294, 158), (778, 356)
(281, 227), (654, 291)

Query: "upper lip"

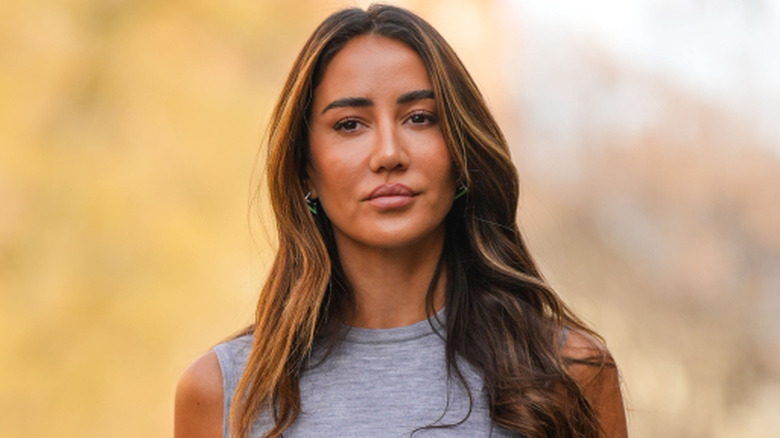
(366, 183), (416, 200)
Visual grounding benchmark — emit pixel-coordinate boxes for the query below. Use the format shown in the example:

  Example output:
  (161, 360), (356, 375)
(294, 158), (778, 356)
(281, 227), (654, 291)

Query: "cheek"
(310, 138), (369, 183)
(309, 153), (359, 204)
(424, 146), (456, 188)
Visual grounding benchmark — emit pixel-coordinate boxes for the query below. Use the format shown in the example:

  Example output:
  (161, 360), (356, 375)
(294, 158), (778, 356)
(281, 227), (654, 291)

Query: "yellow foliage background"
(1, 1), (778, 437)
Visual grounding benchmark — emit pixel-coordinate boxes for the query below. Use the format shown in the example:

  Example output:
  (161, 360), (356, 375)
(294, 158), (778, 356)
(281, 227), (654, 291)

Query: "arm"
(174, 350), (224, 438)
(563, 330), (628, 438)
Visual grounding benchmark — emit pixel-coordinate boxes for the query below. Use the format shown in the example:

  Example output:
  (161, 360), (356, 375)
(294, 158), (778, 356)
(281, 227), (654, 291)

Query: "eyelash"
(333, 118), (361, 132)
(332, 111), (438, 132)
(407, 111), (438, 125)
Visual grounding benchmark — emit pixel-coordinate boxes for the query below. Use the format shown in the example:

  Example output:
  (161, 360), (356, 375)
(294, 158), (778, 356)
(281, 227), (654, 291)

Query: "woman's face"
(307, 35), (455, 252)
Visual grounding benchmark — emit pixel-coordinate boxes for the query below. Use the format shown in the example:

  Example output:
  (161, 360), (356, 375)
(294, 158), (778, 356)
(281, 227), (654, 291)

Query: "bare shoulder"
(562, 329), (613, 366)
(562, 329), (628, 438)
(174, 350), (224, 438)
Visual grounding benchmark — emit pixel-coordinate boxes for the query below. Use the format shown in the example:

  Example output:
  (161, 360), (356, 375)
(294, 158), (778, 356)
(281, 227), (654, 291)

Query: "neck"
(335, 230), (447, 329)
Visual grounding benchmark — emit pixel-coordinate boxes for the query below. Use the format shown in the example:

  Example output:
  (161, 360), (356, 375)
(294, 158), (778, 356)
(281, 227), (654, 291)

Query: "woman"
(175, 5), (627, 438)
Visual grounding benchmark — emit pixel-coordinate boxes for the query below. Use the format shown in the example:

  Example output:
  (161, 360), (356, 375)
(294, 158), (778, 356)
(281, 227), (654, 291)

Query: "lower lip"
(368, 195), (415, 209)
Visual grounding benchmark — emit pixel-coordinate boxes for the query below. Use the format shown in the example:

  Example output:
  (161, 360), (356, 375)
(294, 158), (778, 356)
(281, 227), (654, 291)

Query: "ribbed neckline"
(341, 308), (446, 344)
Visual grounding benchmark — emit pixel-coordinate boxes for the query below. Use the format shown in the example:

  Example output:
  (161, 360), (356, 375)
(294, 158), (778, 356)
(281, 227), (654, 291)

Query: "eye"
(406, 111), (438, 126)
(333, 118), (362, 132)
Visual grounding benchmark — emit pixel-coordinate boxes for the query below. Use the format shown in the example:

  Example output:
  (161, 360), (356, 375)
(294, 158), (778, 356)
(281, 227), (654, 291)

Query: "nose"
(368, 120), (409, 172)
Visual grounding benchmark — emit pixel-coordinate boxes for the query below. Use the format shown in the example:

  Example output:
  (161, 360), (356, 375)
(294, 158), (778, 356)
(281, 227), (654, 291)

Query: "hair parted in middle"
(235, 4), (608, 438)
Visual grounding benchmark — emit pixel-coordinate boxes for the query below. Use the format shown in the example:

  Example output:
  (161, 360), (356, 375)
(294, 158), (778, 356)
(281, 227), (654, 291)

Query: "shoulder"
(561, 328), (616, 388)
(562, 329), (628, 438)
(174, 350), (224, 438)
(562, 329), (613, 366)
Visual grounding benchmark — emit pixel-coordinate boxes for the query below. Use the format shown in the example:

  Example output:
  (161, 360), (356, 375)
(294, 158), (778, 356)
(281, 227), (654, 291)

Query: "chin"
(355, 226), (447, 251)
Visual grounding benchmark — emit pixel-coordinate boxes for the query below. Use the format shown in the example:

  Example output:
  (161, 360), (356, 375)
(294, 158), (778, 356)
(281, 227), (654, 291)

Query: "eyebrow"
(397, 89), (435, 104)
(321, 89), (435, 114)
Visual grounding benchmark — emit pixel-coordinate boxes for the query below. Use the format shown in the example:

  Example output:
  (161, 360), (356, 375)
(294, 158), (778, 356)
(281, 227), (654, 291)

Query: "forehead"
(312, 35), (432, 107)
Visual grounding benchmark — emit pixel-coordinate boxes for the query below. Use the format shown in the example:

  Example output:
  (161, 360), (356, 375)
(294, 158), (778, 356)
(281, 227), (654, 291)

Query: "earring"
(305, 192), (318, 214)
(454, 183), (468, 200)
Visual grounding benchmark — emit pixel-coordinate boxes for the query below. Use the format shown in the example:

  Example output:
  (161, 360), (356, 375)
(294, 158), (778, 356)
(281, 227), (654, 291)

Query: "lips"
(365, 184), (417, 209)
(366, 184), (416, 200)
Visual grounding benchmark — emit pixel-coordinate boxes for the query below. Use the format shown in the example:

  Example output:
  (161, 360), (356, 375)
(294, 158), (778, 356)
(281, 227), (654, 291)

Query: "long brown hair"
(233, 4), (612, 438)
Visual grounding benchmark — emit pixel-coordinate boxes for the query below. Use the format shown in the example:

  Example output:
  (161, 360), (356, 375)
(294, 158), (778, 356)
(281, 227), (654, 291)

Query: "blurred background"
(1, 0), (778, 436)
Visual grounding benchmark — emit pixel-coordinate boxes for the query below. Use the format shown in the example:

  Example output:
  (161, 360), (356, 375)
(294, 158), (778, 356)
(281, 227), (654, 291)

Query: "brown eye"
(334, 119), (361, 132)
(407, 112), (437, 125)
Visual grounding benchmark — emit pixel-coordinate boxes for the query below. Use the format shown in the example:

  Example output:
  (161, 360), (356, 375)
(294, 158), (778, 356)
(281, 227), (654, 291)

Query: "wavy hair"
(233, 4), (613, 438)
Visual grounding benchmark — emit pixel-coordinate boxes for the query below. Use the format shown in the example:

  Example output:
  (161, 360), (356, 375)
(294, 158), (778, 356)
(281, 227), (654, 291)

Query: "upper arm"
(175, 350), (224, 438)
(562, 330), (628, 438)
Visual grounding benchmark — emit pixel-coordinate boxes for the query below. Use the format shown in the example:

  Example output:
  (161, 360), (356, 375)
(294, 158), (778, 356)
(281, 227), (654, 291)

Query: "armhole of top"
(212, 343), (235, 438)
(212, 334), (255, 438)
(559, 326), (572, 351)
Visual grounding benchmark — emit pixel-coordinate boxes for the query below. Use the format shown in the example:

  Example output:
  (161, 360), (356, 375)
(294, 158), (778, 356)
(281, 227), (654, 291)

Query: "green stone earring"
(454, 184), (468, 200)
(305, 192), (318, 214)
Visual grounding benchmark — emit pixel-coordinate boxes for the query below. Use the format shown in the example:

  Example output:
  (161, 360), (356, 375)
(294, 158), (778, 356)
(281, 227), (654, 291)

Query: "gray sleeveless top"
(213, 312), (519, 437)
